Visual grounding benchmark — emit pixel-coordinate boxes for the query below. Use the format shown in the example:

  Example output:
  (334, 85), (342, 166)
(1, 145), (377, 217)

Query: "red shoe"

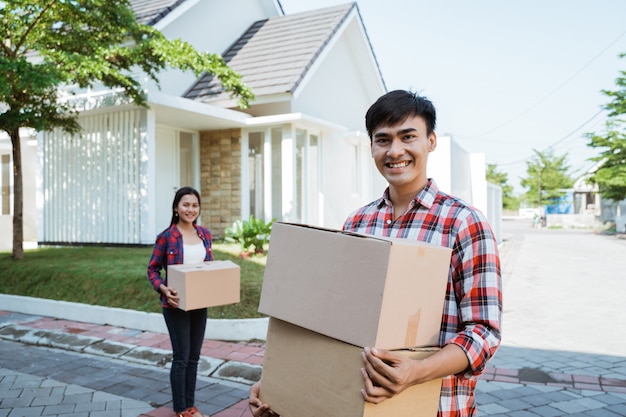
(175, 411), (194, 417)
(186, 406), (207, 417)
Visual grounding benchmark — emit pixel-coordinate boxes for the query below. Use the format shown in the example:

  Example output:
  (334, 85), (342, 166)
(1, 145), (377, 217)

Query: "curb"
(0, 294), (269, 342)
(0, 322), (262, 386)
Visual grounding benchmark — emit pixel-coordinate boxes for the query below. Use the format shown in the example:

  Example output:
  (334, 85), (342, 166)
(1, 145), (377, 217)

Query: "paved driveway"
(499, 218), (626, 357)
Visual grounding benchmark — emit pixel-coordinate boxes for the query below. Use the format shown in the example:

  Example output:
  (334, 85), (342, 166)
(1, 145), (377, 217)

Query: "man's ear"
(428, 132), (437, 152)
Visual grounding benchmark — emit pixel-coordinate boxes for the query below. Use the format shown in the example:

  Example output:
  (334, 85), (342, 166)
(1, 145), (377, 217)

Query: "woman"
(147, 187), (213, 417)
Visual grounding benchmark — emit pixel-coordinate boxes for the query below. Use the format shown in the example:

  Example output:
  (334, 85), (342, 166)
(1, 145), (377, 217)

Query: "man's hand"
(360, 347), (418, 403)
(248, 382), (280, 417)
(361, 344), (470, 404)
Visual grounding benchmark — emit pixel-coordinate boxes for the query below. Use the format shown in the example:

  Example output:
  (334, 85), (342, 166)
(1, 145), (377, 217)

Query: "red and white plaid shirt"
(343, 179), (502, 417)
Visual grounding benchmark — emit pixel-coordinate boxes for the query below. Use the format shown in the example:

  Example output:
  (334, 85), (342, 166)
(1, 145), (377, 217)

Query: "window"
(246, 127), (320, 224)
(351, 143), (360, 195)
(294, 129), (320, 224)
(248, 131), (265, 219)
(179, 131), (194, 188)
(271, 128), (282, 221)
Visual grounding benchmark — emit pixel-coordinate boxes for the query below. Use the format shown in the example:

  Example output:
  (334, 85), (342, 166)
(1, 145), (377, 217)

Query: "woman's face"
(175, 194), (200, 225)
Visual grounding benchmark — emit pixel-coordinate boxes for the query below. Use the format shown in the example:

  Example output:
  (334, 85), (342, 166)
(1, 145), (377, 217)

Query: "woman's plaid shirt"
(147, 223), (213, 308)
(343, 179), (502, 417)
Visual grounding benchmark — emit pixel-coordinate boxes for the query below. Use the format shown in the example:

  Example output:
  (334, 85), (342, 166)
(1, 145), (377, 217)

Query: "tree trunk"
(10, 128), (24, 259)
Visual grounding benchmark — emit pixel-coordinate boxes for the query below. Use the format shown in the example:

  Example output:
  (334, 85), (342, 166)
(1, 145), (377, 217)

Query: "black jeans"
(163, 307), (208, 413)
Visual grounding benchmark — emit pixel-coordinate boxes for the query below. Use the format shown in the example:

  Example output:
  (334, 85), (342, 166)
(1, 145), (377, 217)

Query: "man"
(249, 90), (502, 417)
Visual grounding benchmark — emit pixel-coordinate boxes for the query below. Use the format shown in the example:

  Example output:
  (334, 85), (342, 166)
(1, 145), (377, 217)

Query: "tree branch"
(14, 0), (59, 53)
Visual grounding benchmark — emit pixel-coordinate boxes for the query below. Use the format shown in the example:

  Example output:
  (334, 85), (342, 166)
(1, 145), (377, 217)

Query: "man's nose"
(386, 138), (405, 157)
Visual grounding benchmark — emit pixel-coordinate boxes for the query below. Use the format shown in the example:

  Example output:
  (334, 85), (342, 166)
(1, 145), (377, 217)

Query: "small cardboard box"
(260, 318), (441, 417)
(167, 261), (240, 311)
(258, 222), (452, 349)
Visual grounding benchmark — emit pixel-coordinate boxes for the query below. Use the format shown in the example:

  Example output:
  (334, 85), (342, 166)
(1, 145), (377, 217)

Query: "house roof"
(130, 0), (187, 26)
(183, 3), (375, 103)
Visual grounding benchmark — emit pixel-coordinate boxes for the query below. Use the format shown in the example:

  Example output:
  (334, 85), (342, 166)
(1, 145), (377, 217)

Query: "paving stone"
(527, 405), (563, 417)
(31, 395), (64, 406)
(42, 403), (77, 415)
(507, 411), (538, 417)
(584, 409), (623, 417)
(74, 401), (107, 412)
(605, 403), (626, 414)
(478, 402), (510, 414)
(6, 406), (45, 417)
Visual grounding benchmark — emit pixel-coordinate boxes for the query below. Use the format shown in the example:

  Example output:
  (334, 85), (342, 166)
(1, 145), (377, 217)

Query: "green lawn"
(0, 242), (267, 319)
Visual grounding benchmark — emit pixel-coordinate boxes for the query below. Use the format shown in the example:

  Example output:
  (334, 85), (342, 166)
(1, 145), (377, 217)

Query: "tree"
(520, 149), (574, 207)
(486, 163), (519, 211)
(0, 0), (254, 259)
(586, 53), (626, 202)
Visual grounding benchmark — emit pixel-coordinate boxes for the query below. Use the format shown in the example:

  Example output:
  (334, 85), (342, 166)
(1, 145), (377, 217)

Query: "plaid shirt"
(147, 223), (213, 308)
(343, 179), (502, 417)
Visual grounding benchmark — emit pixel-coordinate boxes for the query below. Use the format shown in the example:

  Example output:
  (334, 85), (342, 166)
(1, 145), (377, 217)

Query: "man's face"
(370, 115), (437, 195)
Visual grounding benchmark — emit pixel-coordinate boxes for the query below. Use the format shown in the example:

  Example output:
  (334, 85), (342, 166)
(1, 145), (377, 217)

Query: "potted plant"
(225, 215), (274, 257)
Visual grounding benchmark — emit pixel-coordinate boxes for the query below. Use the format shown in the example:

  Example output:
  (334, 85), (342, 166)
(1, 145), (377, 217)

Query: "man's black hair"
(365, 90), (437, 139)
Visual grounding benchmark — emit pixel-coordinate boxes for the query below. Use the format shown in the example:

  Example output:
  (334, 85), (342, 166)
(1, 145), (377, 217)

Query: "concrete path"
(1, 217), (626, 416)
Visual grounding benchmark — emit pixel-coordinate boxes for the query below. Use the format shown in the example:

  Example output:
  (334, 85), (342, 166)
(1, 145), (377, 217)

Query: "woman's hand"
(249, 382), (279, 417)
(160, 284), (180, 308)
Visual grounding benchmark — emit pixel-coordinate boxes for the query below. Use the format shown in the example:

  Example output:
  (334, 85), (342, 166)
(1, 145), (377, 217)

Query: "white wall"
(286, 13), (386, 229)
(469, 153), (488, 216)
(427, 135), (452, 193)
(427, 134), (499, 237)
(487, 182), (503, 244)
(292, 15), (384, 134)
(320, 131), (375, 229)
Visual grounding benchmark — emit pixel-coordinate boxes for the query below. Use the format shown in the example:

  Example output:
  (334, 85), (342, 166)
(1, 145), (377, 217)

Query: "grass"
(0, 242), (268, 319)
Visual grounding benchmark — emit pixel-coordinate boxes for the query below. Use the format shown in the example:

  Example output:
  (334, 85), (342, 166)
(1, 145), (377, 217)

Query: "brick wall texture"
(199, 129), (242, 239)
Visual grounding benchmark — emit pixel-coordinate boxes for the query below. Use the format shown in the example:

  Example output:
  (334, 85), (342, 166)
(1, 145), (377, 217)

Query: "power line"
(496, 108), (605, 167)
(546, 109), (605, 150)
(476, 29), (626, 138)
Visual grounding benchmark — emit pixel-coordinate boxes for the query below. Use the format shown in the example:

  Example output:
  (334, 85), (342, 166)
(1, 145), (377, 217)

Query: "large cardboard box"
(167, 261), (240, 311)
(258, 222), (452, 349)
(260, 318), (441, 417)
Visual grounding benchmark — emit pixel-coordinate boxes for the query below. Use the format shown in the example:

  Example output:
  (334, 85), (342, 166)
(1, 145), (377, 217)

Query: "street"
(499, 217), (626, 357)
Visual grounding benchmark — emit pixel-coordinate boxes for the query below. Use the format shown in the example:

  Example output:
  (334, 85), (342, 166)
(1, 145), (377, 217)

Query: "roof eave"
(147, 91), (252, 130)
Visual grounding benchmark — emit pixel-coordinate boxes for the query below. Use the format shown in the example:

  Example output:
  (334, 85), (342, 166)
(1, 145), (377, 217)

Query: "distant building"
(544, 162), (626, 231)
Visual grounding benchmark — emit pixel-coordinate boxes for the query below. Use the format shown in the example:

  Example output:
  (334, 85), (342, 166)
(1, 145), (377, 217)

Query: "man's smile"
(386, 160), (411, 169)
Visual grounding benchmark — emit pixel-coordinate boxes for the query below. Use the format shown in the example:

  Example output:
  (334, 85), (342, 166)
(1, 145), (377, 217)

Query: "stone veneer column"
(199, 129), (242, 239)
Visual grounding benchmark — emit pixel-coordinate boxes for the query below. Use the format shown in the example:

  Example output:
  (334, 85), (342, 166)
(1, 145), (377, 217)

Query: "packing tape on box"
(404, 308), (422, 346)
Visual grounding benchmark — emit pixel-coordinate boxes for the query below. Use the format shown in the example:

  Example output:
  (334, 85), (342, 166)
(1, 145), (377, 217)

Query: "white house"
(39, 0), (387, 245)
(569, 163), (626, 232)
(0, 0), (499, 250)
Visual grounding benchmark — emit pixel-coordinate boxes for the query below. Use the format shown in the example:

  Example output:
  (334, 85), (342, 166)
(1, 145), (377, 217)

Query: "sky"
(280, 0), (626, 193)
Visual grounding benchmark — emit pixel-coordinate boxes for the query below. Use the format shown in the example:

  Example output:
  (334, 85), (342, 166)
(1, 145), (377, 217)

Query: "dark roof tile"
(129, 0), (186, 26)
(183, 3), (357, 103)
